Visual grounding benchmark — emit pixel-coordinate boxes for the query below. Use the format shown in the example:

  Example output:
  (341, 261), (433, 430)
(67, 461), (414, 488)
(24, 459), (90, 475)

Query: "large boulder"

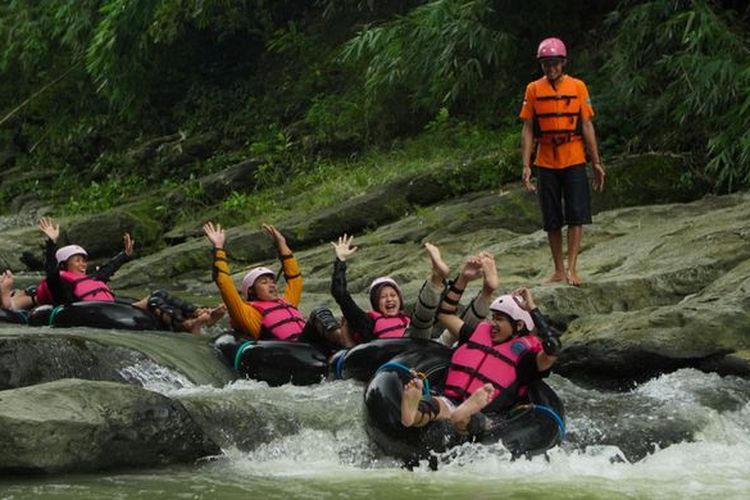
(0, 329), (236, 390)
(200, 158), (265, 203)
(0, 225), (46, 272)
(0, 379), (219, 474)
(591, 153), (709, 213)
(65, 209), (162, 260)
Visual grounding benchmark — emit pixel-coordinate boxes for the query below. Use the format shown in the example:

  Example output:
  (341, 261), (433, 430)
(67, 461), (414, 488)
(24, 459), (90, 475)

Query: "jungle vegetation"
(1, 0), (748, 221)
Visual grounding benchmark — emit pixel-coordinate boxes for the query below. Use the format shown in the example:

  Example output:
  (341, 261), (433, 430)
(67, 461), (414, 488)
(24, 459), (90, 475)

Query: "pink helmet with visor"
(241, 266), (275, 299)
(490, 294), (535, 332)
(537, 37), (567, 60)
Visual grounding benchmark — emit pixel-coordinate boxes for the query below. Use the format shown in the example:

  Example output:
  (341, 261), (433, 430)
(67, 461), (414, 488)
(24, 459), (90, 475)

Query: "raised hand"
(202, 221), (226, 249)
(512, 287), (536, 311)
(38, 217), (59, 242)
(123, 233), (135, 257)
(331, 234), (358, 261)
(262, 223), (285, 246)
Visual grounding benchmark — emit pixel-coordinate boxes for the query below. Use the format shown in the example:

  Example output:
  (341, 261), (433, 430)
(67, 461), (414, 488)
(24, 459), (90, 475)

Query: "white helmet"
(490, 294), (534, 331)
(55, 245), (88, 265)
(241, 266), (275, 299)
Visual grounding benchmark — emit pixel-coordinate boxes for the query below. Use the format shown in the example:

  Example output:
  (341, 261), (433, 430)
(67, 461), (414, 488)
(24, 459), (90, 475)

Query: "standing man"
(519, 37), (605, 286)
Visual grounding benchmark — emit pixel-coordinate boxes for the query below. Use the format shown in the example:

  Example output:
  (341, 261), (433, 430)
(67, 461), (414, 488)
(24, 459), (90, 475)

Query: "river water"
(2, 331), (750, 499)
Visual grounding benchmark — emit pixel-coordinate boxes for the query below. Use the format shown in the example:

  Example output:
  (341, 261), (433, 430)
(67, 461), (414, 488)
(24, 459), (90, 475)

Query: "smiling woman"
(329, 235), (495, 346)
(203, 221), (349, 358)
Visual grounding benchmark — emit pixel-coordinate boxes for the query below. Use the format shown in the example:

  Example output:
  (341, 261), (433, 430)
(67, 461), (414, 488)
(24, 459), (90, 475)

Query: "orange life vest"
(531, 77), (584, 146)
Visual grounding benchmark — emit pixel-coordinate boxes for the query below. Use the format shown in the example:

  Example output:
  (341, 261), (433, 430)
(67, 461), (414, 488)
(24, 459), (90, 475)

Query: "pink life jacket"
(250, 299), (307, 341)
(367, 310), (410, 338)
(443, 321), (542, 404)
(34, 272), (115, 305)
(34, 279), (54, 305)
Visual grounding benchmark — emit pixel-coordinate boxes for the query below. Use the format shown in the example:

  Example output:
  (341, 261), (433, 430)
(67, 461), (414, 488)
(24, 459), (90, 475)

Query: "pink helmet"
(368, 276), (403, 309)
(241, 266), (275, 299)
(490, 294), (534, 332)
(55, 245), (88, 265)
(537, 37), (567, 60)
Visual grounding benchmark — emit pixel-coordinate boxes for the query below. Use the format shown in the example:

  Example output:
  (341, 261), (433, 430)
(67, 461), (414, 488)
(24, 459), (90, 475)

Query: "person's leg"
(1, 271), (13, 309)
(401, 378), (452, 427)
(140, 291), (198, 333)
(10, 291), (35, 310)
(536, 167), (566, 283)
(193, 304), (227, 326)
(136, 291), (226, 332)
(306, 306), (353, 348)
(562, 164), (592, 286)
(450, 383), (494, 432)
(546, 229), (566, 283)
(566, 225), (583, 286)
(409, 243), (450, 338)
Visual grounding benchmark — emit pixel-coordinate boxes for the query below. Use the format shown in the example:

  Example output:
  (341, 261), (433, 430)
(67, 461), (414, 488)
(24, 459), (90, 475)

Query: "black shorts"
(535, 164), (592, 232)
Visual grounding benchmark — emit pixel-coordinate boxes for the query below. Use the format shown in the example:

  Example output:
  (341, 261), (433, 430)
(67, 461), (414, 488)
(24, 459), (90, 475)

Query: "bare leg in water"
(451, 383), (494, 432)
(132, 297), (226, 334)
(401, 378), (494, 431)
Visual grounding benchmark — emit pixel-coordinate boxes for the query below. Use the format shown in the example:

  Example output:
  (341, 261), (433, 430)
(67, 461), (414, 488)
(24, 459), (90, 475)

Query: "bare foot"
(566, 270), (582, 287)
(401, 378), (424, 427)
(451, 383), (494, 432)
(425, 242), (450, 283)
(182, 312), (211, 335)
(544, 270), (567, 284)
(0, 270), (13, 310)
(206, 304), (227, 325)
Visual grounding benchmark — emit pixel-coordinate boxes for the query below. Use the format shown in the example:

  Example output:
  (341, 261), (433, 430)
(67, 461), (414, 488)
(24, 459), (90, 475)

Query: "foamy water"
(3, 362), (749, 499)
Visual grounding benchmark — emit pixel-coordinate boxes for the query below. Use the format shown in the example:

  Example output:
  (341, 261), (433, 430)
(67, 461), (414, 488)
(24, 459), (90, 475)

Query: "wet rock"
(199, 158), (265, 203)
(0, 329), (236, 390)
(124, 132), (184, 166)
(65, 209), (162, 259)
(591, 153), (708, 213)
(0, 225), (45, 272)
(0, 334), (142, 390)
(0, 379), (220, 474)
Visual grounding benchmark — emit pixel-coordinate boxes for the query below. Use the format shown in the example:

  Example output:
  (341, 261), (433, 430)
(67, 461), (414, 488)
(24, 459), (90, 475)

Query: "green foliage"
(603, 0), (750, 191)
(340, 0), (517, 115)
(62, 175), (147, 214)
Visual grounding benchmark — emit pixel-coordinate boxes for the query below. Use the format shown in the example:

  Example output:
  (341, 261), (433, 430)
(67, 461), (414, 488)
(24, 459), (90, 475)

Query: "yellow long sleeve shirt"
(212, 247), (303, 339)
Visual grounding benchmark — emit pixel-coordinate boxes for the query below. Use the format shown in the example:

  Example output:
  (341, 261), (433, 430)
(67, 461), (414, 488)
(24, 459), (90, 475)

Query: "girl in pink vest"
(35, 217), (224, 334)
(330, 235), (492, 344)
(401, 254), (562, 433)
